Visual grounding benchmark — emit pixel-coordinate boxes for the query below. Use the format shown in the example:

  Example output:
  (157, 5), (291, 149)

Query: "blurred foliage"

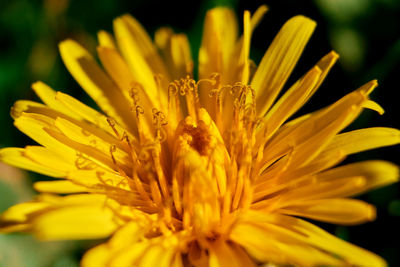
(389, 199), (400, 216)
(0, 0), (399, 266)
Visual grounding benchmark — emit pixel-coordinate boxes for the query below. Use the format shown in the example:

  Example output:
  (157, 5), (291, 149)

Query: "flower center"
(181, 121), (211, 156)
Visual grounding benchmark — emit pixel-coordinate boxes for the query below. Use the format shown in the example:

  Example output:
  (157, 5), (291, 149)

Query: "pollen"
(180, 118), (211, 156)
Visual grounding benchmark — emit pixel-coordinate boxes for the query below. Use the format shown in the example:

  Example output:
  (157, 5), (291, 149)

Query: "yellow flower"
(0, 5), (399, 267)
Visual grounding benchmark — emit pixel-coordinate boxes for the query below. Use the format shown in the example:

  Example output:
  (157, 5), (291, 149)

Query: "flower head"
(1, 5), (399, 267)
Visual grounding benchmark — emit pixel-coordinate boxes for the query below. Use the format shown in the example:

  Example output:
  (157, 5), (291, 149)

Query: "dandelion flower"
(1, 5), (399, 267)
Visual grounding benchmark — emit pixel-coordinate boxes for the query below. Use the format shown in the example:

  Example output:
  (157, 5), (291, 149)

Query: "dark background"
(0, 0), (399, 266)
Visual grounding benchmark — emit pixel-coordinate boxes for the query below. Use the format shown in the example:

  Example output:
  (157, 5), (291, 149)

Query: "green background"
(1, 0), (399, 266)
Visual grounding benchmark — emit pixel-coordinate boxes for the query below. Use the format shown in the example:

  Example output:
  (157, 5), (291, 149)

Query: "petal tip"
(290, 15), (317, 28)
(329, 50), (340, 59)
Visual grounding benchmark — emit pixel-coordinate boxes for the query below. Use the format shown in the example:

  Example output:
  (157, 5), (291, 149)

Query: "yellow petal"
(81, 221), (146, 267)
(260, 66), (321, 140)
(0, 147), (65, 178)
(13, 114), (111, 174)
(230, 219), (342, 266)
(67, 169), (127, 189)
(218, 10), (252, 132)
(81, 243), (111, 267)
(108, 242), (150, 267)
(24, 145), (76, 174)
(155, 27), (173, 52)
(44, 126), (121, 173)
(59, 39), (136, 132)
(363, 99), (385, 114)
(117, 14), (169, 79)
(97, 30), (116, 49)
(261, 80), (376, 171)
(322, 127), (400, 157)
(280, 198), (376, 225)
(311, 50), (339, 94)
(65, 170), (151, 209)
(254, 172), (362, 205)
(31, 81), (81, 119)
(278, 176), (366, 202)
(209, 240), (256, 267)
(55, 91), (137, 144)
(10, 100), (46, 119)
(36, 193), (113, 206)
(237, 211), (386, 266)
(255, 51), (339, 149)
(34, 180), (88, 193)
(249, 5), (269, 31)
(15, 106), (128, 174)
(155, 27), (192, 80)
(12, 96), (132, 151)
(287, 216), (388, 267)
(113, 15), (167, 109)
(232, 5), (268, 84)
(229, 10), (251, 84)
(138, 245), (175, 267)
(96, 46), (135, 93)
(171, 254), (184, 267)
(13, 113), (73, 155)
(97, 45), (154, 133)
(198, 7), (238, 114)
(33, 205), (118, 240)
(199, 7), (238, 81)
(252, 16), (316, 116)
(0, 202), (50, 223)
(316, 160), (399, 194)
(54, 117), (131, 168)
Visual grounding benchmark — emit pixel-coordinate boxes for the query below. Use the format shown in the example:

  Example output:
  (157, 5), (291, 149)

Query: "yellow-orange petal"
(230, 220), (342, 266)
(198, 7), (238, 115)
(287, 215), (388, 267)
(316, 160), (399, 193)
(97, 30), (117, 49)
(0, 147), (66, 178)
(252, 15), (316, 116)
(33, 180), (88, 193)
(113, 15), (168, 110)
(59, 39), (136, 132)
(31, 81), (80, 119)
(32, 205), (119, 240)
(280, 198), (376, 225)
(209, 240), (256, 267)
(155, 27), (192, 80)
(0, 202), (50, 223)
(322, 127), (400, 157)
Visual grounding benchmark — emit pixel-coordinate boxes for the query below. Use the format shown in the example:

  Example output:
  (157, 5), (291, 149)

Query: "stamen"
(132, 168), (153, 204)
(232, 167), (244, 210)
(106, 117), (121, 139)
(152, 108), (168, 141)
(149, 144), (170, 199)
(75, 152), (97, 170)
(129, 84), (148, 143)
(109, 144), (118, 165)
(138, 144), (164, 209)
(208, 86), (230, 129)
(197, 73), (221, 87)
(149, 172), (163, 207)
(172, 174), (183, 216)
(168, 76), (200, 119)
(129, 83), (141, 106)
(239, 164), (252, 210)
